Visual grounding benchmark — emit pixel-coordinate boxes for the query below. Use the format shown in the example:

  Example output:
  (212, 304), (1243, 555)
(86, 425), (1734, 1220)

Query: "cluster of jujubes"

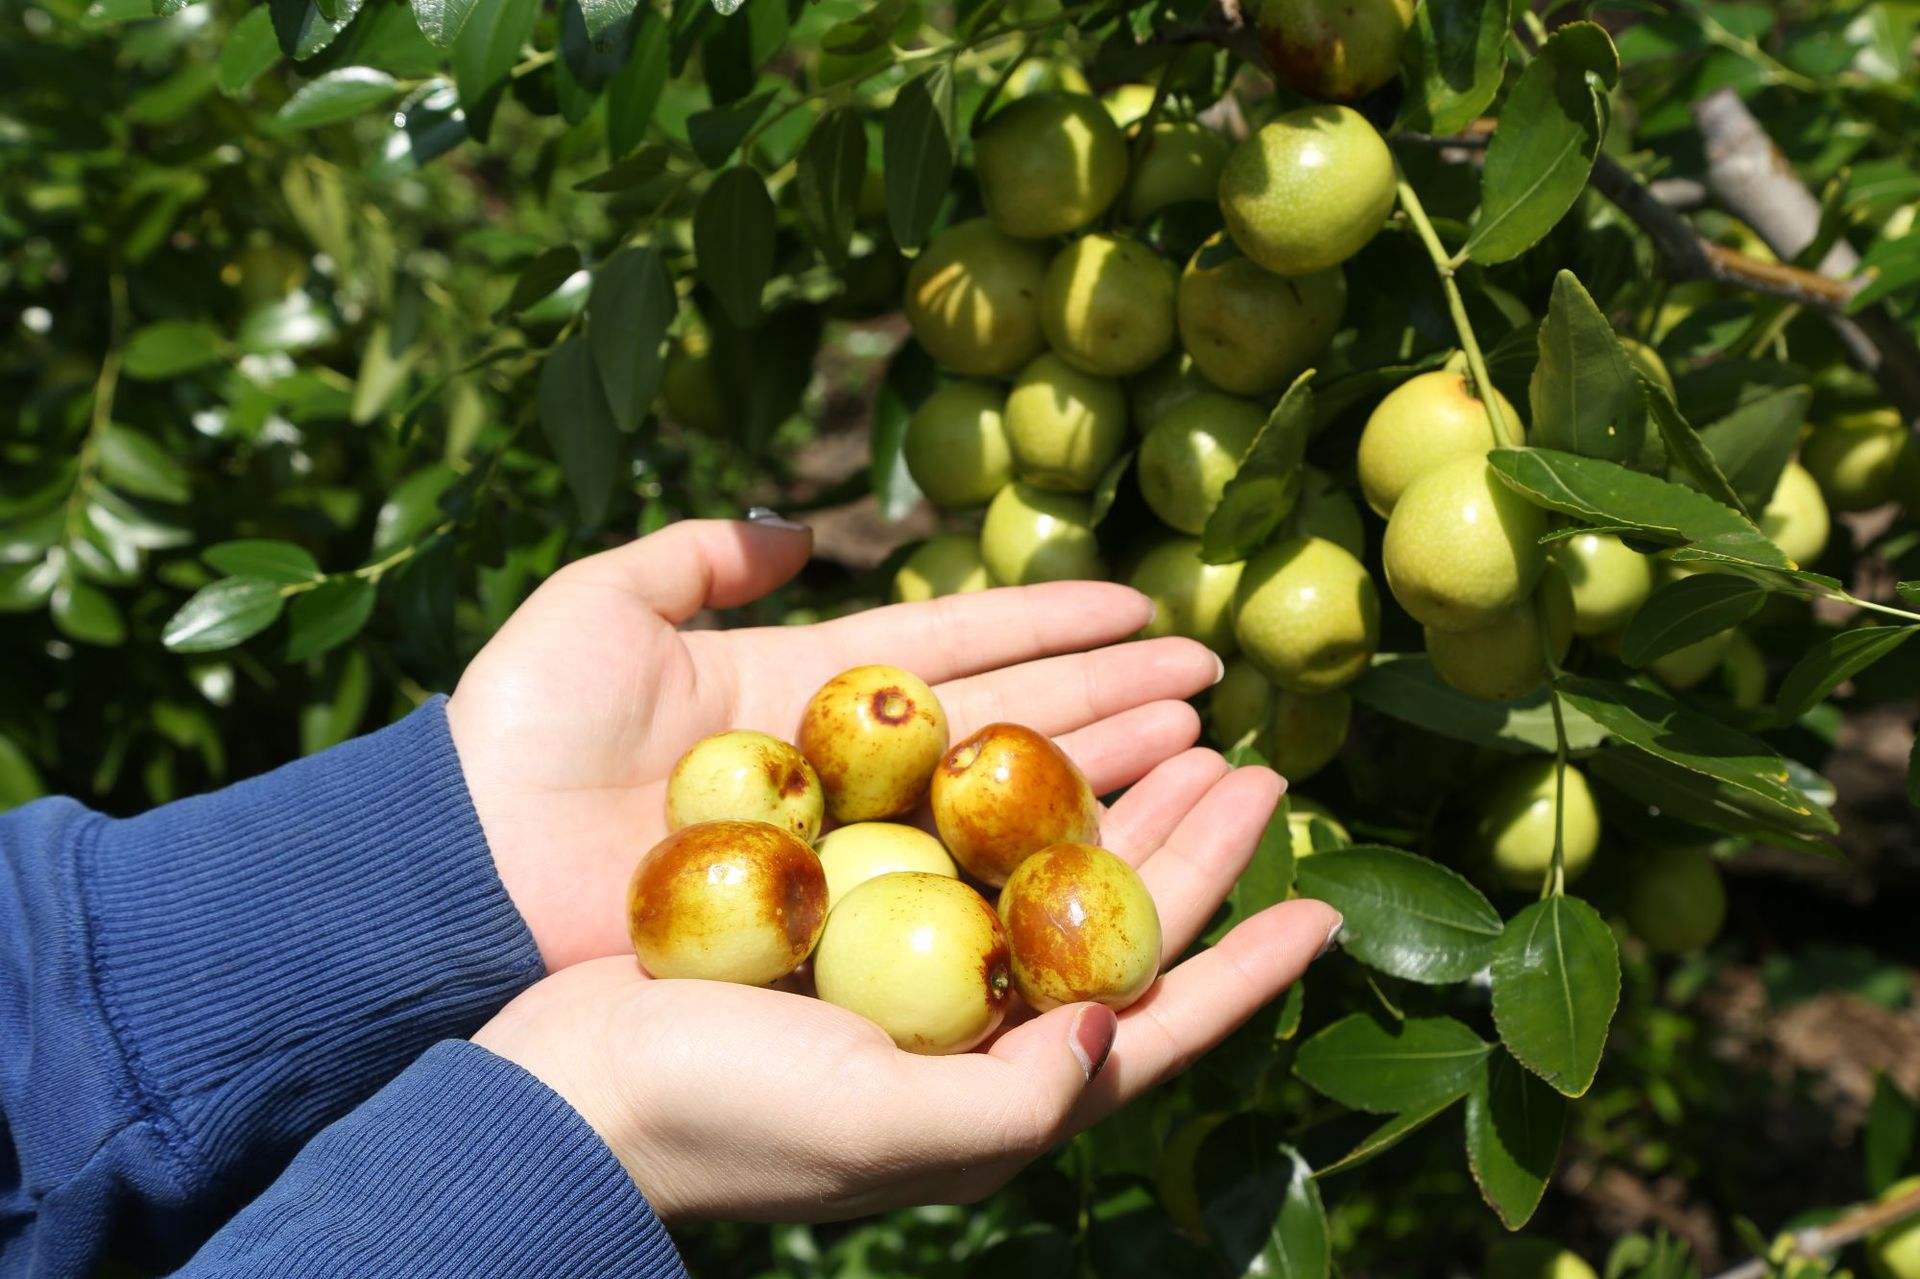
(626, 666), (1161, 1054)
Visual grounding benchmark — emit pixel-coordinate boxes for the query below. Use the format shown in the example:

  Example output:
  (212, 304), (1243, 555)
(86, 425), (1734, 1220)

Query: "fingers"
(1079, 898), (1341, 1127)
(1099, 748), (1232, 863)
(568, 518), (813, 623)
(805, 582), (1154, 687)
(1051, 701), (1203, 795)
(936, 636), (1220, 742)
(1137, 767), (1286, 957)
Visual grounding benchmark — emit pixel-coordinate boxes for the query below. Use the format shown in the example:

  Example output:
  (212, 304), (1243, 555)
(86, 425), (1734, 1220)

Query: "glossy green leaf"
(1488, 447), (1788, 569)
(695, 167), (775, 329)
(410, 0), (480, 45)
(0, 733), (45, 810)
(276, 67), (400, 130)
(607, 16), (669, 160)
(576, 145), (672, 193)
(162, 577), (285, 653)
(537, 337), (623, 528)
(218, 6), (282, 96)
(1349, 654), (1608, 755)
(884, 66), (956, 250)
(795, 108), (866, 267)
(1642, 380), (1750, 518)
(1466, 22), (1620, 264)
(51, 578), (126, 647)
(98, 426), (190, 503)
(1528, 271), (1645, 464)
(1202, 372), (1311, 565)
(1587, 745), (1838, 855)
(1674, 362), (1810, 515)
(578, 0), (635, 44)
(124, 321), (225, 380)
(1313, 1092), (1464, 1180)
(499, 246), (584, 317)
(868, 384), (923, 523)
(269, 0), (357, 60)
(687, 90), (777, 168)
(1618, 573), (1767, 667)
(451, 0), (537, 127)
(1294, 846), (1503, 984)
(0, 559), (60, 613)
(587, 246), (675, 434)
(351, 320), (419, 425)
(1196, 1130), (1329, 1279)
(285, 578), (376, 661)
(1090, 450), (1132, 527)
(1489, 896), (1620, 1097)
(1398, 0), (1506, 135)
(204, 540), (322, 583)
(1294, 1014), (1489, 1114)
(1465, 1048), (1567, 1229)
(1775, 625), (1919, 721)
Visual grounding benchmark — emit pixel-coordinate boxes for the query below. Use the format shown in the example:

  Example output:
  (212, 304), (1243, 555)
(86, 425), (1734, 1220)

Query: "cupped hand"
(446, 516), (1224, 969)
(473, 750), (1341, 1223)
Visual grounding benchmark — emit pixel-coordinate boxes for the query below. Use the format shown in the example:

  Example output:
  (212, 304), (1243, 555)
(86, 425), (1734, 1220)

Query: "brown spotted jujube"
(627, 820), (827, 986)
(665, 730), (824, 841)
(930, 722), (1101, 886)
(999, 842), (1161, 1011)
(797, 665), (949, 823)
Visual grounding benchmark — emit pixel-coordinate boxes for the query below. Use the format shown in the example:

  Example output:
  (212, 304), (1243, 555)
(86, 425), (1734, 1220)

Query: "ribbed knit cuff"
(181, 1041), (684, 1277)
(80, 697), (546, 1239)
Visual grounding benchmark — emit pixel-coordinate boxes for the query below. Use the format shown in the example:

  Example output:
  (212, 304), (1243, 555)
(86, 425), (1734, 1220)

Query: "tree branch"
(1706, 1182), (1920, 1279)
(1152, 0), (1261, 66)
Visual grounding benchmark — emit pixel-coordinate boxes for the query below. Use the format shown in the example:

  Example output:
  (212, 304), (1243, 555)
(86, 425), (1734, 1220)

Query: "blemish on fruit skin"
(869, 687), (914, 725)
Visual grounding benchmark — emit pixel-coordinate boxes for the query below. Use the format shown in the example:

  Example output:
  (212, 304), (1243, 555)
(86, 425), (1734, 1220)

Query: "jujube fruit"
(1759, 458), (1831, 567)
(1129, 351), (1212, 435)
(798, 665), (949, 823)
(892, 534), (993, 603)
(1177, 234), (1345, 397)
(1802, 406), (1907, 511)
(1551, 532), (1652, 636)
(662, 327), (726, 434)
(1475, 759), (1601, 889)
(1218, 106), (1396, 277)
(627, 820), (827, 985)
(1866, 1175), (1920, 1279)
(904, 380), (1013, 509)
(1233, 535), (1380, 693)
(1622, 847), (1726, 954)
(813, 872), (1012, 1054)
(1004, 353), (1129, 492)
(1255, 0), (1415, 102)
(665, 730), (825, 842)
(1423, 568), (1573, 702)
(930, 721), (1100, 886)
(1124, 121), (1231, 222)
(1129, 537), (1245, 655)
(979, 482), (1107, 584)
(1383, 455), (1548, 633)
(1287, 796), (1350, 853)
(815, 822), (958, 911)
(1137, 391), (1267, 534)
(1099, 81), (1157, 130)
(1357, 370), (1523, 517)
(1265, 687), (1351, 781)
(1210, 655), (1273, 749)
(904, 218), (1049, 376)
(1649, 627), (1734, 692)
(1000, 842), (1162, 1011)
(974, 93), (1127, 240)
(1039, 233), (1176, 378)
(1284, 465), (1366, 558)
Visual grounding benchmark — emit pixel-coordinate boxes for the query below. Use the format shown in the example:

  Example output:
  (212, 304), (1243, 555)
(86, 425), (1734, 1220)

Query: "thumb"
(989, 1002), (1118, 1135)
(571, 514), (812, 623)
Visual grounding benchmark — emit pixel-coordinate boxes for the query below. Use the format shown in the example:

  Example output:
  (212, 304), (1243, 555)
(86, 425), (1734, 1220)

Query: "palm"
(448, 520), (1224, 968)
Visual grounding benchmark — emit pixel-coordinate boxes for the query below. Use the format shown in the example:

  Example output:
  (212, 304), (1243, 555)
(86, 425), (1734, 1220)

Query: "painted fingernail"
(1069, 1005), (1117, 1081)
(1316, 914), (1345, 960)
(745, 506), (808, 532)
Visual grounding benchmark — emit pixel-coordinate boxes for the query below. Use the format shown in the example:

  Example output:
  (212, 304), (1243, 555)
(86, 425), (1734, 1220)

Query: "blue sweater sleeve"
(0, 698), (594, 1274)
(179, 1041), (685, 1277)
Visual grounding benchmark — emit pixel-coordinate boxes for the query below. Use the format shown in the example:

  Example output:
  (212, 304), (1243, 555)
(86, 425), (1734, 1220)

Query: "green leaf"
(1201, 372), (1311, 565)
(1349, 654), (1608, 755)
(1197, 1133), (1330, 1279)
(1587, 746), (1838, 854)
(0, 733), (46, 811)
(1294, 1014), (1489, 1114)
(1294, 846), (1503, 984)
(1851, 232), (1920, 311)
(97, 426), (190, 503)
(578, 0), (634, 44)
(687, 90), (777, 168)
(351, 320), (419, 425)
(204, 540), (322, 583)
(1489, 896), (1619, 1097)
(1312, 1093), (1463, 1179)
(795, 108), (866, 267)
(1488, 447), (1789, 569)
(123, 321), (225, 380)
(607, 16), (669, 160)
(1556, 674), (1830, 828)
(162, 577), (285, 653)
(302, 647), (372, 754)
(538, 337), (623, 527)
(1205, 804), (1296, 946)
(1674, 362), (1810, 515)
(1398, 0), (1506, 134)
(1775, 625), (1919, 722)
(285, 578), (376, 661)
(1529, 272), (1646, 464)
(1642, 381), (1750, 518)
(587, 246), (675, 434)
(0, 559), (59, 613)
(576, 145), (672, 193)
(276, 67), (400, 130)
(1864, 1073), (1917, 1194)
(884, 67), (956, 250)
(695, 167), (775, 329)
(451, 0), (537, 127)
(1464, 1049), (1567, 1229)
(51, 578), (126, 647)
(218, 6), (283, 96)
(869, 385), (923, 524)
(410, 0), (479, 45)
(1618, 573), (1767, 667)
(499, 246), (584, 317)
(269, 0), (357, 60)
(1466, 22), (1620, 264)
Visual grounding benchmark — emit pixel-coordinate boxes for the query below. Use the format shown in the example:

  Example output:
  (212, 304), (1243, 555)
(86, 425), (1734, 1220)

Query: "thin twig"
(1707, 1183), (1920, 1279)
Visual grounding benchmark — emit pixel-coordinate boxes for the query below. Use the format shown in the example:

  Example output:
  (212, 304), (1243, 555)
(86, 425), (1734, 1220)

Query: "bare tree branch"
(1706, 1182), (1920, 1279)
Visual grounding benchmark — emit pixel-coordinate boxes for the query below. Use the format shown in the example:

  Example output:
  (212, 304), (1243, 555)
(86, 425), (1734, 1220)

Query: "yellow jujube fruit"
(815, 822), (959, 911)
(1218, 106), (1396, 276)
(1802, 406), (1907, 511)
(1124, 121), (1231, 221)
(1357, 370), (1523, 517)
(1759, 458), (1831, 567)
(1423, 568), (1573, 702)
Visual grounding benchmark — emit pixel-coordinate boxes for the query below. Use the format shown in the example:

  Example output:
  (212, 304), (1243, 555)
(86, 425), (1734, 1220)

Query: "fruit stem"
(1394, 174), (1520, 450)
(1534, 592), (1571, 900)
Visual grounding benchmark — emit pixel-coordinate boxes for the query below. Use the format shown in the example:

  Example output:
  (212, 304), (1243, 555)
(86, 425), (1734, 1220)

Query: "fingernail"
(745, 506), (808, 532)
(1316, 914), (1345, 960)
(1069, 1005), (1117, 1081)
(1211, 653), (1227, 685)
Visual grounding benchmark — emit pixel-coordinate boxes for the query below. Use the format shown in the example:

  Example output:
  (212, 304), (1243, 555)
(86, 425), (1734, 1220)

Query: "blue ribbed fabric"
(0, 698), (689, 1277)
(182, 1041), (685, 1277)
